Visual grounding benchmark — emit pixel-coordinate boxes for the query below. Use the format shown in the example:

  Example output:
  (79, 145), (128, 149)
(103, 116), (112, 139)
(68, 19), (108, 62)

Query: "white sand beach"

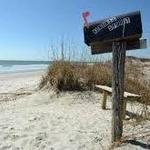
(0, 70), (149, 150)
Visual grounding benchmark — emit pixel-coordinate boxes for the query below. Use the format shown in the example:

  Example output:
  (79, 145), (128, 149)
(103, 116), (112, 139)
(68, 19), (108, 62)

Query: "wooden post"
(102, 90), (107, 109)
(112, 41), (126, 142)
(122, 100), (127, 120)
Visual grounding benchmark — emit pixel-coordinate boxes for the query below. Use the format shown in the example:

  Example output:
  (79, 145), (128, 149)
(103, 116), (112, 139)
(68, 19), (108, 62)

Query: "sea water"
(0, 60), (50, 74)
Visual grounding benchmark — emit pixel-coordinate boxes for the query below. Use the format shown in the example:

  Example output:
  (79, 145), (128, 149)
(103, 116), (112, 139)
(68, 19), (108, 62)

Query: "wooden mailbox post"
(83, 11), (147, 142)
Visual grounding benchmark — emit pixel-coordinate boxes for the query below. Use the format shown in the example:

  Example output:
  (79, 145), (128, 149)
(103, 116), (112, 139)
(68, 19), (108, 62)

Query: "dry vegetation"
(39, 46), (150, 119)
(40, 59), (150, 102)
(39, 61), (112, 91)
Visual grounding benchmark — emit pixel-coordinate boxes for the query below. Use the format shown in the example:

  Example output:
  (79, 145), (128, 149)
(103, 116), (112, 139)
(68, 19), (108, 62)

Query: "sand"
(0, 70), (149, 150)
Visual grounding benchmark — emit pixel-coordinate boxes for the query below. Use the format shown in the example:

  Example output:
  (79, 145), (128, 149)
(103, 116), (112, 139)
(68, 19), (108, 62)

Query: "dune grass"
(39, 61), (112, 91)
(39, 59), (150, 106)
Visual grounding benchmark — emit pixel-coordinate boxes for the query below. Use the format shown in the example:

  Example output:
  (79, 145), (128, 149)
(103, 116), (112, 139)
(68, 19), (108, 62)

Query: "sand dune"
(0, 71), (149, 150)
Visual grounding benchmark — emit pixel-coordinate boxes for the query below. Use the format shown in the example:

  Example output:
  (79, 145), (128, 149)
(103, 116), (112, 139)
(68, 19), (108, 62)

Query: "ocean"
(0, 60), (50, 74)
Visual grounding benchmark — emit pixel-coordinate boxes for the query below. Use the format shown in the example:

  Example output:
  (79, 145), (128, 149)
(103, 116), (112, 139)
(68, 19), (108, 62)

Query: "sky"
(0, 0), (149, 61)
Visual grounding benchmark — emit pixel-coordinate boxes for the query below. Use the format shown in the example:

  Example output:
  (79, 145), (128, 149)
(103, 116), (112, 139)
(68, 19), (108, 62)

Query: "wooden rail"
(95, 85), (141, 119)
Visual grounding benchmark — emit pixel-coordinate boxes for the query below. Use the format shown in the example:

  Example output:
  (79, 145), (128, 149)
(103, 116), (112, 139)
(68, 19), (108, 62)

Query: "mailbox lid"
(84, 11), (143, 45)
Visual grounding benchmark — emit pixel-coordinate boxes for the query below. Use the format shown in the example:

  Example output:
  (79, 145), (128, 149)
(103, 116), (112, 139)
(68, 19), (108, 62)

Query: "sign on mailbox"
(84, 11), (143, 46)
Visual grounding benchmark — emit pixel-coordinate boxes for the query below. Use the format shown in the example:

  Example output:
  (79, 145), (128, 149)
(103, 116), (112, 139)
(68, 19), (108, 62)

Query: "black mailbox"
(84, 11), (143, 46)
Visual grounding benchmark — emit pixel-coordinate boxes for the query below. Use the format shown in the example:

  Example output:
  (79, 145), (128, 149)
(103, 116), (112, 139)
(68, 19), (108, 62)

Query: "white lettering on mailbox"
(92, 17), (117, 34)
(108, 17), (131, 31)
(92, 17), (131, 35)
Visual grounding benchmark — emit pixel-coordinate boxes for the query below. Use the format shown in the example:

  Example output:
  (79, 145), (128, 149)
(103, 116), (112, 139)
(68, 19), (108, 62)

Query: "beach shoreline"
(0, 68), (46, 75)
(0, 69), (45, 80)
(0, 60), (49, 74)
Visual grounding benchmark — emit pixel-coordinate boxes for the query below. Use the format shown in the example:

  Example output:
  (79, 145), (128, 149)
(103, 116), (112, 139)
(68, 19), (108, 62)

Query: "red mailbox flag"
(82, 11), (90, 27)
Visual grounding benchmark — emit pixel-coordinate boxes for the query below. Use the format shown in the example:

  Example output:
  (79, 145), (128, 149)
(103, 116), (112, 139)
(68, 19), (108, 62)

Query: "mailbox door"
(84, 11), (142, 45)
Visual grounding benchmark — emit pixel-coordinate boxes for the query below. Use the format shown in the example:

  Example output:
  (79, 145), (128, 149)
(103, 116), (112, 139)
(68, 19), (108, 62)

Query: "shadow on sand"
(126, 110), (143, 119)
(124, 140), (150, 149)
(123, 111), (150, 149)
